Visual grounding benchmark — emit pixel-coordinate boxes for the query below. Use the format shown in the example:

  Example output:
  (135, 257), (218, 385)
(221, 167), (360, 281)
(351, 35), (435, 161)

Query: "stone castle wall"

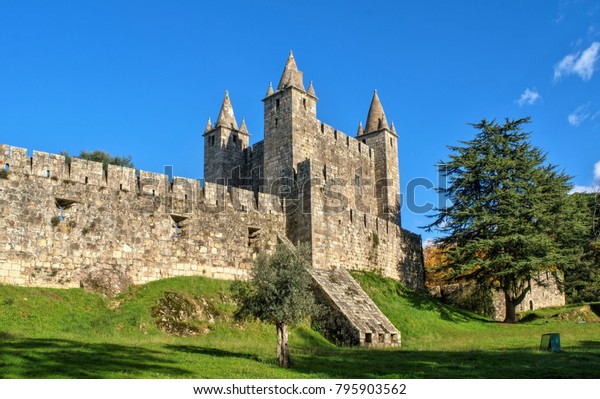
(0, 144), (286, 289)
(428, 272), (565, 321)
(0, 143), (424, 292)
(491, 272), (565, 321)
(288, 159), (424, 291)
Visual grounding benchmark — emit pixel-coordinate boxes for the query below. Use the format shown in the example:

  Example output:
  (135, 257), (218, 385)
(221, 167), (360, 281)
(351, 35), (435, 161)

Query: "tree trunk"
(504, 291), (517, 323)
(276, 323), (291, 368)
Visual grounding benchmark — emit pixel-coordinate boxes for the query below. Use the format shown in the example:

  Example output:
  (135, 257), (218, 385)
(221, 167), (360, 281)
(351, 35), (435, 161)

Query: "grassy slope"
(0, 274), (599, 378)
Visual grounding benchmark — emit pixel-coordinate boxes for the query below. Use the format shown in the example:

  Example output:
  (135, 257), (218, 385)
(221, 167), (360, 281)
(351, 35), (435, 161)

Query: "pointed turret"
(357, 121), (364, 136)
(216, 90), (238, 130)
(204, 117), (213, 133)
(365, 90), (388, 133)
(277, 51), (305, 91)
(390, 121), (396, 134)
(307, 81), (316, 97)
(239, 118), (249, 134)
(266, 82), (274, 97)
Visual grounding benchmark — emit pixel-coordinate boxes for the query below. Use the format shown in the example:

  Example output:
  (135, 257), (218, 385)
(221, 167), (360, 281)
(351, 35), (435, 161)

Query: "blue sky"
(1, 0), (599, 242)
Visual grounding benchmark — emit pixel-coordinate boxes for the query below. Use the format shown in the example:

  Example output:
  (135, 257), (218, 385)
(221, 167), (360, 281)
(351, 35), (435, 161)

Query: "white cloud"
(570, 185), (596, 194)
(423, 238), (435, 248)
(568, 103), (591, 126)
(569, 161), (600, 194)
(554, 42), (600, 81)
(517, 88), (541, 106)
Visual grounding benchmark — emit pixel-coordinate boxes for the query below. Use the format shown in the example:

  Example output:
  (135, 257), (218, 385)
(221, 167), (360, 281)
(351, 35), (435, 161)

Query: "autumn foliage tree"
(423, 244), (452, 286)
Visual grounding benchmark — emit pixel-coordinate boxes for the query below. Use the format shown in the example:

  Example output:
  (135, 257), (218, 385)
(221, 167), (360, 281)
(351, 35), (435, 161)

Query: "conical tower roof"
(307, 81), (316, 97)
(365, 90), (388, 133)
(357, 121), (364, 136)
(266, 82), (274, 97)
(204, 117), (213, 133)
(277, 51), (305, 91)
(239, 118), (249, 134)
(215, 90), (238, 130)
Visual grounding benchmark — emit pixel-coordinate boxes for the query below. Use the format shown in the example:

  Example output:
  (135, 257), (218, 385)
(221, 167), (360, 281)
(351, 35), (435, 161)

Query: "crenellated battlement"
(318, 123), (375, 162)
(0, 144), (283, 215)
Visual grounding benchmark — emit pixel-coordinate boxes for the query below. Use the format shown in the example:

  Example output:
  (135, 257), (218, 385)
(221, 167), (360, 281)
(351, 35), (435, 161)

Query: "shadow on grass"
(352, 271), (493, 324)
(576, 340), (600, 349)
(398, 286), (493, 324)
(290, 346), (600, 379)
(0, 335), (193, 378)
(164, 344), (261, 362)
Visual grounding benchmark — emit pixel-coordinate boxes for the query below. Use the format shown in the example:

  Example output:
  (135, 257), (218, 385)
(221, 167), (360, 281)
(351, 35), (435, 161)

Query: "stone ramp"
(310, 267), (400, 347)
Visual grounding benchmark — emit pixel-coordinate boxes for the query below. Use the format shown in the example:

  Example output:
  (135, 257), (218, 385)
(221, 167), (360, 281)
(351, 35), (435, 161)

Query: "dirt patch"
(556, 305), (600, 323)
(79, 265), (132, 297)
(151, 292), (218, 336)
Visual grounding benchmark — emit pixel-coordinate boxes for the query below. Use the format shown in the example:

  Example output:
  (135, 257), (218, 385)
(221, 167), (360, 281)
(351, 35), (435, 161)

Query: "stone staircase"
(310, 267), (400, 347)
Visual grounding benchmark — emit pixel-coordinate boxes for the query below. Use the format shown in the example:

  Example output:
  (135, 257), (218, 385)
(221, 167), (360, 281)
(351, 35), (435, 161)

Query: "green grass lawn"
(0, 273), (599, 378)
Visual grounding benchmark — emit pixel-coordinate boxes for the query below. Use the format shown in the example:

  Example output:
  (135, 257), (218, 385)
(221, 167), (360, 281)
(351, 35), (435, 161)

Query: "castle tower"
(203, 91), (250, 185)
(357, 90), (401, 225)
(262, 51), (317, 196)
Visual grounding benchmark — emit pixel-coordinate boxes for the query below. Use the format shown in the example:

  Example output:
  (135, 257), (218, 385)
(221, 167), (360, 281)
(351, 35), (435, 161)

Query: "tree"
(231, 243), (315, 368)
(563, 192), (600, 303)
(60, 150), (134, 171)
(426, 118), (577, 322)
(422, 243), (452, 286)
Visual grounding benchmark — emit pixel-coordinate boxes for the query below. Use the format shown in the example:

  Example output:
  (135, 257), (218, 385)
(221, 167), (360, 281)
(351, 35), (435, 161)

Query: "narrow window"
(390, 137), (393, 146)
(275, 118), (278, 126)
(354, 175), (360, 187)
(321, 123), (324, 133)
(152, 189), (155, 197)
(248, 227), (261, 247)
(232, 135), (237, 143)
(350, 209), (353, 223)
(84, 176), (88, 184)
(358, 143), (361, 153)
(346, 136), (350, 146)
(334, 130), (338, 140)
(4, 163), (8, 171)
(303, 98), (307, 110)
(276, 99), (280, 110)
(173, 222), (180, 238)
(46, 170), (50, 178)
(323, 164), (327, 181)
(364, 214), (367, 227)
(365, 333), (372, 344)
(211, 135), (215, 146)
(119, 183), (123, 191)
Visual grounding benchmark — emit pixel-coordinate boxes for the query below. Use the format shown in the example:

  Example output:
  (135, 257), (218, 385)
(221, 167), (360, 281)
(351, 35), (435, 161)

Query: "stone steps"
(310, 267), (400, 347)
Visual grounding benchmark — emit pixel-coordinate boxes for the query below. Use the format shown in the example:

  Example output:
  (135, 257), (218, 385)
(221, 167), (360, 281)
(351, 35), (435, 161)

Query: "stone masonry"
(0, 52), (426, 347)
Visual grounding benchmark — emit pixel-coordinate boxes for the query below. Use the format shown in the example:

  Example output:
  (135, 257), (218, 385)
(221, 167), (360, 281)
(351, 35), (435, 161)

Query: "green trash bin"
(540, 333), (561, 352)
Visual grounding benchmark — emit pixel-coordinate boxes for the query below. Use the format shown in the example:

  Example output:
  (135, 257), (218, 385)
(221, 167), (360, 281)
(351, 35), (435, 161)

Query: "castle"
(0, 52), (425, 347)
